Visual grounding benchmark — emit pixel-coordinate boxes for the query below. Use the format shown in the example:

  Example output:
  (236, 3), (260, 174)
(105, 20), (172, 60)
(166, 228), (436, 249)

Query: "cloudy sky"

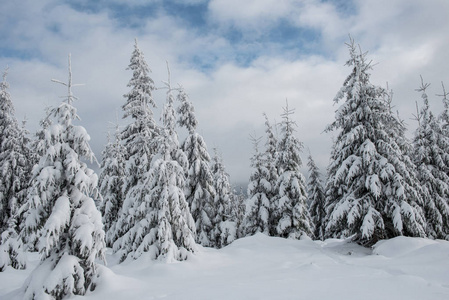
(1, 0), (448, 185)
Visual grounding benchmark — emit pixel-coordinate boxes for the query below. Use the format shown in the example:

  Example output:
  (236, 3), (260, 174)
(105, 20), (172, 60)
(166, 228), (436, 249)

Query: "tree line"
(0, 37), (448, 299)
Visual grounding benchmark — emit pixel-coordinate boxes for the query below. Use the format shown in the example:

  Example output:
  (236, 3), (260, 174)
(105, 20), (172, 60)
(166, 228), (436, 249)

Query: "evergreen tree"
(412, 79), (449, 240)
(230, 186), (246, 238)
(112, 39), (158, 244)
(113, 77), (196, 262)
(0, 69), (31, 270)
(23, 56), (105, 299)
(324, 39), (426, 246)
(262, 113), (279, 200)
(176, 87), (216, 247)
(98, 124), (126, 247)
(244, 134), (271, 236)
(272, 102), (313, 239)
(307, 154), (326, 240)
(262, 113), (279, 236)
(211, 149), (236, 248)
(438, 82), (449, 136)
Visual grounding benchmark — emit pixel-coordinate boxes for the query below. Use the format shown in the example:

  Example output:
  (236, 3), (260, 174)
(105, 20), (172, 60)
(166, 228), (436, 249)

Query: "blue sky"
(1, 0), (448, 184)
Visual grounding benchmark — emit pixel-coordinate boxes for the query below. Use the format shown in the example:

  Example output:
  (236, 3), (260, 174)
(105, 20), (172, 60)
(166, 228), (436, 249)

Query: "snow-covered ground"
(1, 233), (448, 300)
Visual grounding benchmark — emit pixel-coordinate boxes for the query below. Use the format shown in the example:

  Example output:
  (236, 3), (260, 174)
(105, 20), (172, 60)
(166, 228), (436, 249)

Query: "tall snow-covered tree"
(307, 154), (326, 240)
(176, 87), (216, 247)
(23, 55), (105, 299)
(244, 135), (271, 236)
(412, 79), (449, 240)
(98, 124), (126, 247)
(229, 186), (246, 238)
(113, 76), (196, 262)
(262, 113), (278, 203)
(439, 82), (449, 136)
(324, 39), (426, 246)
(0, 69), (30, 271)
(111, 39), (158, 244)
(272, 102), (313, 239)
(211, 149), (236, 248)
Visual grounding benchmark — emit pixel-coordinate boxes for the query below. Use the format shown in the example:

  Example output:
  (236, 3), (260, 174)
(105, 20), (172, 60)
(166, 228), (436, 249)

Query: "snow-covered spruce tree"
(110, 39), (158, 245)
(211, 149), (236, 248)
(0, 69), (31, 271)
(306, 154), (326, 240)
(262, 113), (279, 203)
(98, 124), (126, 247)
(439, 82), (449, 136)
(412, 79), (449, 240)
(113, 76), (196, 262)
(244, 134), (271, 236)
(272, 101), (313, 239)
(230, 186), (246, 238)
(324, 39), (426, 246)
(262, 113), (279, 236)
(176, 87), (216, 247)
(23, 55), (105, 299)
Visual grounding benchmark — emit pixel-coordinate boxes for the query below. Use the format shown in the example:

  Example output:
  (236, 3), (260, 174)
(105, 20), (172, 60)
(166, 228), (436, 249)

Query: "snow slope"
(1, 233), (448, 299)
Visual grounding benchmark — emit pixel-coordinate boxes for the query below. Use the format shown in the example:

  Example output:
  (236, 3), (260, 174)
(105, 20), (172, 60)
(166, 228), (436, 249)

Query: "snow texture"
(1, 234), (448, 300)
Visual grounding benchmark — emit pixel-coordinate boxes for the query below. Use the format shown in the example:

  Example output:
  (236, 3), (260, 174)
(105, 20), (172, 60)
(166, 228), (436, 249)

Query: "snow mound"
(373, 236), (439, 257)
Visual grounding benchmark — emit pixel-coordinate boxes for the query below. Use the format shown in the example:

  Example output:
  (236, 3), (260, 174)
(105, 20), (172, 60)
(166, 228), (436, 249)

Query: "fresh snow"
(1, 233), (448, 299)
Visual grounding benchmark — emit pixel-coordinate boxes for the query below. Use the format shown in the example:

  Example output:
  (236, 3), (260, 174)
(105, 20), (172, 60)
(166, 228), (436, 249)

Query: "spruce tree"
(23, 56), (105, 299)
(412, 79), (449, 240)
(230, 186), (246, 238)
(113, 77), (196, 262)
(324, 39), (426, 246)
(262, 113), (279, 236)
(0, 69), (30, 271)
(244, 134), (271, 236)
(98, 124), (126, 247)
(176, 88), (216, 247)
(307, 154), (326, 240)
(112, 39), (158, 244)
(272, 102), (313, 239)
(211, 149), (236, 248)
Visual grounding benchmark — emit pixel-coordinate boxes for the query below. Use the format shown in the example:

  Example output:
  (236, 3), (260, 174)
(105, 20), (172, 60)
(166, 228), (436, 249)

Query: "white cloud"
(208, 0), (293, 27)
(1, 0), (449, 184)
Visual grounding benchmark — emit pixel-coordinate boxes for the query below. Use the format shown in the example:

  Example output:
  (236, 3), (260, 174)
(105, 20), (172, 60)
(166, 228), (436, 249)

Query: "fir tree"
(176, 87), (216, 247)
(211, 149), (236, 248)
(0, 69), (31, 270)
(272, 101), (313, 239)
(230, 186), (246, 238)
(262, 113), (279, 236)
(412, 78), (449, 240)
(307, 154), (326, 240)
(113, 74), (196, 262)
(23, 55), (105, 299)
(324, 38), (426, 246)
(112, 39), (158, 244)
(438, 82), (449, 136)
(98, 124), (126, 247)
(244, 134), (271, 236)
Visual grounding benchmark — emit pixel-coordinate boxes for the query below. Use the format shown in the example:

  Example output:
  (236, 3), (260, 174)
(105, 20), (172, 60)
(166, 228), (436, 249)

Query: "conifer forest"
(1, 38), (449, 300)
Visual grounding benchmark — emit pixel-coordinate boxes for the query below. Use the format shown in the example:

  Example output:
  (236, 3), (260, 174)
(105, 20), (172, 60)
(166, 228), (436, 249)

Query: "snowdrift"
(1, 234), (448, 299)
